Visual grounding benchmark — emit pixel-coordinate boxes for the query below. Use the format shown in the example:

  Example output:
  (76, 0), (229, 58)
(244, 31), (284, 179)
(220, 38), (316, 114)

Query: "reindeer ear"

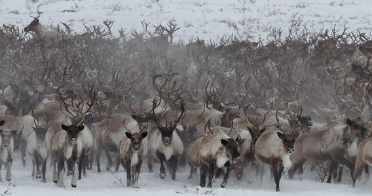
(236, 135), (244, 144)
(221, 139), (229, 146)
(125, 132), (132, 139)
(61, 124), (69, 131)
(276, 132), (286, 141)
(141, 131), (148, 138)
(346, 118), (353, 126)
(77, 125), (85, 132)
(0, 120), (5, 126)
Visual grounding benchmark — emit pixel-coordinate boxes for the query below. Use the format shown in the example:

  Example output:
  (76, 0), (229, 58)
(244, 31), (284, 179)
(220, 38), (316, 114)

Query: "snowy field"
(1, 0), (372, 40)
(1, 157), (372, 196)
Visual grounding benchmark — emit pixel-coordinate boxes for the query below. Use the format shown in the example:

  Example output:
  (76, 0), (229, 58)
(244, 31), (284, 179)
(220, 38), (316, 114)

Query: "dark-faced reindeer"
(50, 87), (96, 187)
(187, 122), (240, 187)
(149, 98), (185, 180)
(119, 131), (148, 187)
(24, 16), (65, 40)
(26, 116), (48, 182)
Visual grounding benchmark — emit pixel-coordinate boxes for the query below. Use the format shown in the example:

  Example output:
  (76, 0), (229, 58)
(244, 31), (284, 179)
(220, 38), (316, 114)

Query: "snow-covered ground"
(1, 157), (372, 196)
(1, 0), (372, 40)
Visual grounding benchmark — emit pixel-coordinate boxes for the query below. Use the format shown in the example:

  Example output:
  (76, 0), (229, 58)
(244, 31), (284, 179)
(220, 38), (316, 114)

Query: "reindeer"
(24, 16), (65, 40)
(254, 111), (296, 192)
(50, 86), (96, 187)
(0, 120), (15, 181)
(352, 134), (372, 187)
(149, 98), (185, 180)
(119, 131), (148, 187)
(95, 113), (142, 172)
(26, 116), (48, 182)
(187, 122), (240, 187)
(288, 117), (367, 183)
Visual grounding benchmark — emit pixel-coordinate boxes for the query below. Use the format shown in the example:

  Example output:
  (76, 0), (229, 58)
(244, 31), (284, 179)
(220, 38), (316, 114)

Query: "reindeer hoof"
(53, 180), (58, 184)
(6, 178), (11, 182)
(71, 184), (77, 188)
(160, 173), (166, 179)
(276, 187), (280, 192)
(220, 183), (226, 188)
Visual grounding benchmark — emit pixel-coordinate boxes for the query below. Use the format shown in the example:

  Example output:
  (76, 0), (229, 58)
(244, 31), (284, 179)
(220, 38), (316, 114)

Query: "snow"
(1, 157), (372, 196)
(1, 0), (372, 40)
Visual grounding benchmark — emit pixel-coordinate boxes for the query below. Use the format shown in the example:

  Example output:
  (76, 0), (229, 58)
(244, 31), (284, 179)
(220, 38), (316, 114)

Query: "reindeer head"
(216, 138), (240, 168)
(61, 124), (84, 141)
(152, 98), (184, 146)
(32, 114), (48, 142)
(288, 106), (312, 132)
(277, 131), (296, 153)
(0, 120), (15, 148)
(125, 131), (148, 151)
(344, 118), (368, 145)
(24, 17), (41, 33)
(221, 138), (240, 159)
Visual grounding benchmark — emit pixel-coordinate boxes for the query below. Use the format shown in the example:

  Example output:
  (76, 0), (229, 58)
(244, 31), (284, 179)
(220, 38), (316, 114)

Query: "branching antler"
(57, 84), (97, 124)
(152, 73), (183, 109)
(151, 98), (185, 131)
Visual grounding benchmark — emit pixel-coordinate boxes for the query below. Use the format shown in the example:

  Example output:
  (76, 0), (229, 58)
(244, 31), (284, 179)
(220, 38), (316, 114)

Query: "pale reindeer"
(353, 134), (372, 187)
(26, 116), (48, 182)
(95, 113), (143, 172)
(149, 98), (185, 180)
(187, 122), (240, 187)
(119, 131), (148, 187)
(0, 120), (14, 181)
(288, 117), (367, 183)
(254, 111), (296, 192)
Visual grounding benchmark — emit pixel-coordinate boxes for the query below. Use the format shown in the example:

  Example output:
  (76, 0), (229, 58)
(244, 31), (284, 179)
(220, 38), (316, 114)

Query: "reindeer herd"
(0, 17), (371, 193)
(0, 76), (370, 192)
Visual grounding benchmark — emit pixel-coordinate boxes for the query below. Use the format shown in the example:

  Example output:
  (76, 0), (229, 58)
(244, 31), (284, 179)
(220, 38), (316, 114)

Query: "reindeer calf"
(120, 131), (148, 186)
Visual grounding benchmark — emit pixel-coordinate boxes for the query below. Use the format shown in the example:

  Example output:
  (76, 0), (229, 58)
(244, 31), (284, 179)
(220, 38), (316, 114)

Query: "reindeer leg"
(0, 162), (2, 182)
(105, 150), (113, 171)
(32, 156), (36, 178)
(188, 163), (196, 179)
(21, 140), (27, 167)
(147, 155), (153, 173)
(6, 154), (12, 182)
(272, 160), (280, 192)
(125, 161), (131, 187)
(221, 162), (231, 188)
(78, 155), (83, 180)
(156, 151), (166, 179)
(352, 157), (364, 187)
(71, 161), (78, 188)
(207, 161), (215, 187)
(326, 161), (337, 183)
(96, 146), (102, 173)
(115, 155), (120, 172)
(36, 154), (41, 179)
(53, 159), (58, 183)
(42, 159), (47, 183)
(200, 165), (207, 187)
(135, 159), (142, 185)
(168, 155), (178, 180)
(336, 166), (343, 183)
(57, 157), (65, 187)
